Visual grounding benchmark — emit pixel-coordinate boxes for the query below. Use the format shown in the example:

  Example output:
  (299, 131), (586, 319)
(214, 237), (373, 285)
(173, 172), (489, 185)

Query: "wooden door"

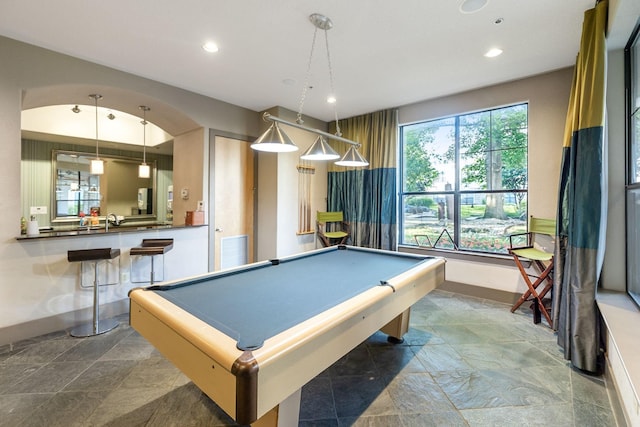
(213, 136), (254, 271)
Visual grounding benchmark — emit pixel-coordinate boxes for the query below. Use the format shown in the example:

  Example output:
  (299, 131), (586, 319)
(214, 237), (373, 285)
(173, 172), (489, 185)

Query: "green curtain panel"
(327, 109), (397, 250)
(552, 0), (608, 374)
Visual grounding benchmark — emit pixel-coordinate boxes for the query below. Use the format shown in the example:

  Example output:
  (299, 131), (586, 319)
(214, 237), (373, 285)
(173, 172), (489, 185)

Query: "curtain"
(327, 109), (398, 250)
(552, 0), (608, 374)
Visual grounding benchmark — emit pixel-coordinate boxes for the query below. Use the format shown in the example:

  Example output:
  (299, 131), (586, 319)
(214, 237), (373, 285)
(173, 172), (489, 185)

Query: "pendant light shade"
(300, 136), (340, 160)
(138, 105), (151, 178)
(335, 146), (369, 167)
(90, 158), (104, 175)
(138, 163), (150, 179)
(250, 122), (299, 152)
(89, 94), (104, 175)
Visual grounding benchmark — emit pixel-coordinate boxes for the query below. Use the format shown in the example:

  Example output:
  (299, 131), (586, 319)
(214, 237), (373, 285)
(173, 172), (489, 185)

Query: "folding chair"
(316, 211), (350, 247)
(508, 216), (555, 327)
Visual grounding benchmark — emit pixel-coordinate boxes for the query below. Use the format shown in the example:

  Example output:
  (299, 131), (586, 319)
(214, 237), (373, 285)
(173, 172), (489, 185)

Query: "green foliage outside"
(401, 104), (528, 253)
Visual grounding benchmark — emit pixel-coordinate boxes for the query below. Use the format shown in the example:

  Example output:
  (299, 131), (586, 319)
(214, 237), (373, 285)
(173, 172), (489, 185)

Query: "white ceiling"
(1, 0), (638, 124)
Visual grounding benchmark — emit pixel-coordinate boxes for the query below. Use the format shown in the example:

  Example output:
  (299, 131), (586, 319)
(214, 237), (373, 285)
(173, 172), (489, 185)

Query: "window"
(400, 103), (528, 254)
(625, 19), (640, 307)
(55, 152), (102, 217)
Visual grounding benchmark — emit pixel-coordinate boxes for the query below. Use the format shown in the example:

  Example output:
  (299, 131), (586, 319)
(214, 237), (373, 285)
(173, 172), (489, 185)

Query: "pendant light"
(250, 14), (368, 167)
(335, 145), (370, 167)
(138, 105), (150, 178)
(89, 94), (104, 175)
(300, 136), (340, 160)
(250, 121), (298, 152)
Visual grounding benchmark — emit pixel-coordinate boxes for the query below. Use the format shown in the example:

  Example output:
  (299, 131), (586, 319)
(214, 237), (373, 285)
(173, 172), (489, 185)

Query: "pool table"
(129, 245), (445, 426)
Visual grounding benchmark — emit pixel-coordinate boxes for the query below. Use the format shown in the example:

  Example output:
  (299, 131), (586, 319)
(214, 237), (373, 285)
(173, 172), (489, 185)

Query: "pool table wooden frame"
(129, 246), (445, 426)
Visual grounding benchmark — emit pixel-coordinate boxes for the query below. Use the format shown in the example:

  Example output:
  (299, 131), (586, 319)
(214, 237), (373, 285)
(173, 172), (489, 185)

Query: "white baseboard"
(598, 291), (640, 426)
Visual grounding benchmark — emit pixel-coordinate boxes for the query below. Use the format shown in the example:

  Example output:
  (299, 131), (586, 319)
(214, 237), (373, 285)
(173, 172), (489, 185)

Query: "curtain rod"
(262, 112), (360, 148)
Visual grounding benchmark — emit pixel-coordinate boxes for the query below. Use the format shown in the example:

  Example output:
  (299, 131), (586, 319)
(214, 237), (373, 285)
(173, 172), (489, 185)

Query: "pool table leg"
(380, 308), (411, 343)
(252, 388), (301, 427)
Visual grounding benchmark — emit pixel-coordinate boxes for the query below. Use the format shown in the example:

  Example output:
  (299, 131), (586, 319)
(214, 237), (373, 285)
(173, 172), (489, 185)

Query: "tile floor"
(0, 289), (622, 426)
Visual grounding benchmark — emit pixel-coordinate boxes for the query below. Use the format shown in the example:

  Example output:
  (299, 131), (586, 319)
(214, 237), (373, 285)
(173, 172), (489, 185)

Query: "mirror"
(53, 150), (157, 221)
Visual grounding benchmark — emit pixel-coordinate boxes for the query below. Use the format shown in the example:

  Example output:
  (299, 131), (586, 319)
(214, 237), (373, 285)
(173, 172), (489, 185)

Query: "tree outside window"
(400, 103), (528, 254)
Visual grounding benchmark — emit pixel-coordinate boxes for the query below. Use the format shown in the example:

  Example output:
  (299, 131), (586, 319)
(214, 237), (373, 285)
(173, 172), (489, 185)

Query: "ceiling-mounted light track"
(260, 113), (368, 167)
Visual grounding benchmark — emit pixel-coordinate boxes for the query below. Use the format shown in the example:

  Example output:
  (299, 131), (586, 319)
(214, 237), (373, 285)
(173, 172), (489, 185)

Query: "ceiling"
(1, 0), (638, 125)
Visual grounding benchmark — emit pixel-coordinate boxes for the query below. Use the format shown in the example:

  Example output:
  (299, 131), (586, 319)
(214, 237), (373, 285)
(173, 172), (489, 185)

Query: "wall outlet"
(197, 200), (205, 211)
(30, 206), (47, 215)
(181, 188), (189, 200)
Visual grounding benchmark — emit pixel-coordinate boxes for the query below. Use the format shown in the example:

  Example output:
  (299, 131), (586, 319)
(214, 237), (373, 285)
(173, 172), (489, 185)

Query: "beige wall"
(172, 127), (207, 224)
(602, 49), (626, 292)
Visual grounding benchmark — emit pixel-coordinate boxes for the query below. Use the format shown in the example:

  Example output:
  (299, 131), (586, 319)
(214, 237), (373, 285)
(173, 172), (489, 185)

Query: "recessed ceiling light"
(202, 42), (219, 53)
(484, 48), (503, 58)
(327, 95), (336, 104)
(459, 0), (489, 14)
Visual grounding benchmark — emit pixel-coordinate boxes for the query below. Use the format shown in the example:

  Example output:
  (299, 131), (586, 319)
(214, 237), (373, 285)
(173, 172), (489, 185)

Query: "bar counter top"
(16, 223), (207, 241)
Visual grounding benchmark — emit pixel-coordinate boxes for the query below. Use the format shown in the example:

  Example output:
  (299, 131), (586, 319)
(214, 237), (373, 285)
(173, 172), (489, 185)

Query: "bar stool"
(67, 248), (121, 337)
(130, 239), (173, 285)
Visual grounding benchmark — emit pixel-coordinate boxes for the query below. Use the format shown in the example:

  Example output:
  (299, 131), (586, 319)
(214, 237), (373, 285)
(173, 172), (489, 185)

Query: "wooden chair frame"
(508, 216), (555, 328)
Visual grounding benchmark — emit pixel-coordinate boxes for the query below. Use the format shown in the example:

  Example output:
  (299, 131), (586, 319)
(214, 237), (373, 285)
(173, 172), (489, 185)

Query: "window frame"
(624, 17), (640, 308)
(399, 103), (529, 255)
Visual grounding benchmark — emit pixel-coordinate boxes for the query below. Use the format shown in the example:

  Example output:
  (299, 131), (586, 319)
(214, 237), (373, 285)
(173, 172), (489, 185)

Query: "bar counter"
(16, 223), (206, 240)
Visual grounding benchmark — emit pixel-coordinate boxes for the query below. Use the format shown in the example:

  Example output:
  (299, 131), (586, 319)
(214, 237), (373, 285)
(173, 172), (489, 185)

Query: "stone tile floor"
(0, 290), (622, 426)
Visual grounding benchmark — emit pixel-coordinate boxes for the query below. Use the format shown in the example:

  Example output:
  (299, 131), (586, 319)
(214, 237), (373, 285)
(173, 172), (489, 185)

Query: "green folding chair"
(316, 211), (350, 247)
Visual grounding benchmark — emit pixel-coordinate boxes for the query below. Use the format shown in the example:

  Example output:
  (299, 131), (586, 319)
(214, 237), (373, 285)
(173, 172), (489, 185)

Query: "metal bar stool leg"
(70, 259), (119, 338)
(150, 255), (155, 285)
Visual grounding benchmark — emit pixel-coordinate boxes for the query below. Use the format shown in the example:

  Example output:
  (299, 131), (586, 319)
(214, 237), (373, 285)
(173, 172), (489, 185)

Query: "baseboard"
(0, 299), (129, 347)
(598, 291), (640, 427)
(439, 280), (520, 305)
(604, 354), (630, 427)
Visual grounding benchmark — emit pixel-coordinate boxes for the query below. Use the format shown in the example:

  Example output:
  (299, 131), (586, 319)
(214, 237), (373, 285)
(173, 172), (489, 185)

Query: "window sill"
(398, 244), (515, 267)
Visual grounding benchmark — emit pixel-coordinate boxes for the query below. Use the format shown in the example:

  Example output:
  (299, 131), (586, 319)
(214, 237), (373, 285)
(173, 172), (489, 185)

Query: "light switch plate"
(197, 201), (205, 211)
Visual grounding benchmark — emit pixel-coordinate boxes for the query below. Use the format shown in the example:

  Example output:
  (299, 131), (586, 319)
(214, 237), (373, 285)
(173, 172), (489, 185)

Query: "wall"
(172, 127), (207, 225)
(398, 68), (574, 294)
(0, 35), (260, 342)
(601, 49), (627, 292)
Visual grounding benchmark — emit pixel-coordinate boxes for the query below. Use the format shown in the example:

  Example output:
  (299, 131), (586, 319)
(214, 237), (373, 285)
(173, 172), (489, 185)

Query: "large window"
(625, 20), (640, 307)
(400, 103), (528, 254)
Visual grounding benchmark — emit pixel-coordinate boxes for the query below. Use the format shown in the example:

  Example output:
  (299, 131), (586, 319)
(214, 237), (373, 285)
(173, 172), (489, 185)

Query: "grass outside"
(404, 203), (527, 254)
